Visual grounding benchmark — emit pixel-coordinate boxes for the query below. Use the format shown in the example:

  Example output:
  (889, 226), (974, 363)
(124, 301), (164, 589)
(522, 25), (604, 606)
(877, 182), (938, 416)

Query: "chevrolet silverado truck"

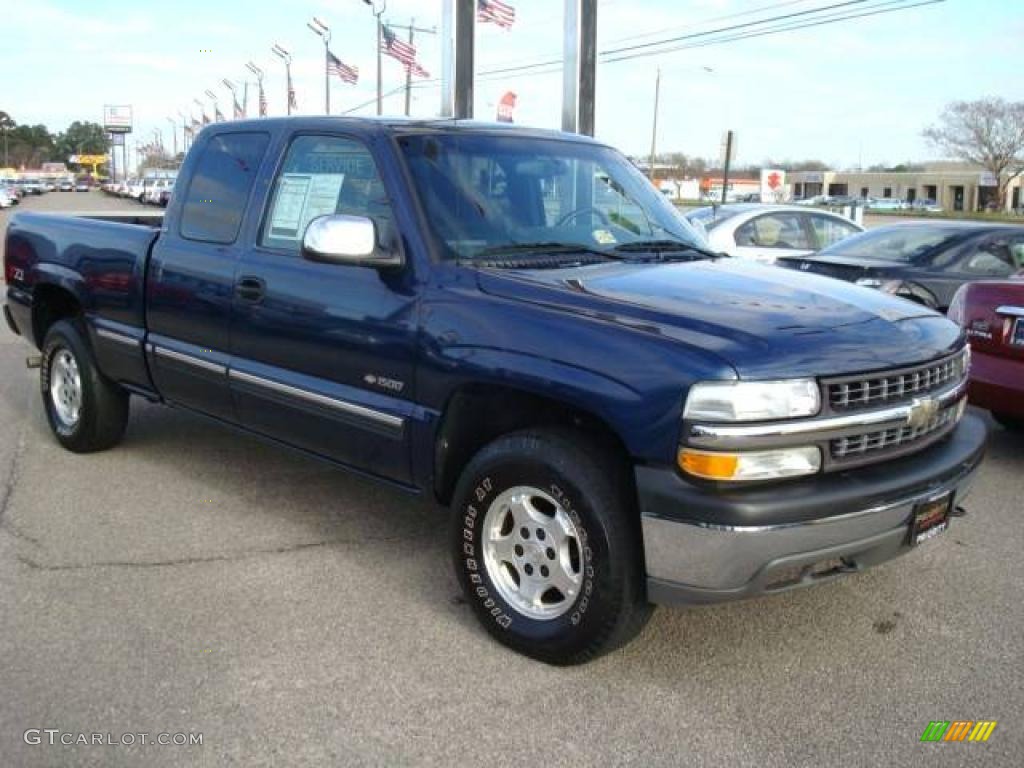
(3, 118), (987, 664)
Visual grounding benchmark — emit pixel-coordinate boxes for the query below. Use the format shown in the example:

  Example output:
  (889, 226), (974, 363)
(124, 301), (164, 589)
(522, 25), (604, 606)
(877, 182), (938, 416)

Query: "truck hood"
(477, 258), (963, 379)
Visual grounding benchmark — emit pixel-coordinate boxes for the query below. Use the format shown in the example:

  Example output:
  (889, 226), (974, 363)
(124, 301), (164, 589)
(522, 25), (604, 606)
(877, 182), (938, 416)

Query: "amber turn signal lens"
(677, 449), (739, 480)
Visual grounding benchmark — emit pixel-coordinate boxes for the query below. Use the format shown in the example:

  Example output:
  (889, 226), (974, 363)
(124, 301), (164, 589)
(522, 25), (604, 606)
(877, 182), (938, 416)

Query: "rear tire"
(40, 319), (129, 452)
(450, 428), (652, 665)
(993, 412), (1024, 432)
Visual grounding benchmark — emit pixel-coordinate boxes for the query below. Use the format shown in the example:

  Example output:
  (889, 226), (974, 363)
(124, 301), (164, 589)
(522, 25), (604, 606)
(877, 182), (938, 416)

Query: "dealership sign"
(760, 168), (786, 202)
(103, 105), (133, 134)
(978, 171), (997, 187)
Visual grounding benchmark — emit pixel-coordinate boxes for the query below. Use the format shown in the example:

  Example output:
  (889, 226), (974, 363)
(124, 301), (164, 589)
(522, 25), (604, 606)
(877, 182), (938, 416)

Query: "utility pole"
(384, 19), (436, 116)
(363, 0), (388, 115)
(721, 129), (734, 206)
(648, 67), (660, 184)
(307, 17), (331, 114)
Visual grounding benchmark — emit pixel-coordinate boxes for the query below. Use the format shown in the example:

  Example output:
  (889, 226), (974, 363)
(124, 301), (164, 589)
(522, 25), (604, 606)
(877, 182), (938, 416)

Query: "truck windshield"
(398, 133), (703, 261)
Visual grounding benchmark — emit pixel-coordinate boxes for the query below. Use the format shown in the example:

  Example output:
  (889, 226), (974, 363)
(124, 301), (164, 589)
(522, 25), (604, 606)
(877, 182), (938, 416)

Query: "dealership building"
(789, 164), (1024, 212)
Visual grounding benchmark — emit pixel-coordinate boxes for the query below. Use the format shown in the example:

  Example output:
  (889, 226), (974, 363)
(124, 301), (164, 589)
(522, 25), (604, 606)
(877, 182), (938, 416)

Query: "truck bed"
(4, 210), (161, 383)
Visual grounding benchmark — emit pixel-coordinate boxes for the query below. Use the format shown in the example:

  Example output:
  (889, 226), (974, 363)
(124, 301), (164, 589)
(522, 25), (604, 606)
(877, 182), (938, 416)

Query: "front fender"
(429, 345), (682, 462)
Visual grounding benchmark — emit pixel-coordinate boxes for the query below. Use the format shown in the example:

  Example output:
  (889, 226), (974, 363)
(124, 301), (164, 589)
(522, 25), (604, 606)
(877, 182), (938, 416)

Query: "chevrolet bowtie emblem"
(906, 397), (939, 429)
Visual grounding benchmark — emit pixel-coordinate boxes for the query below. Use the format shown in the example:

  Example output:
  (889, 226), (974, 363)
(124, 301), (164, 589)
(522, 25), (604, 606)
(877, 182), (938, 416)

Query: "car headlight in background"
(677, 446), (822, 481)
(855, 277), (905, 294)
(683, 379), (820, 422)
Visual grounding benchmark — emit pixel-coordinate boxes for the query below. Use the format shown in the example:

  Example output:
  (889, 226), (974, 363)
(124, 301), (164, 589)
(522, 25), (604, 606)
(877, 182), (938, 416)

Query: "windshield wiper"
(610, 240), (722, 261)
(470, 242), (613, 267)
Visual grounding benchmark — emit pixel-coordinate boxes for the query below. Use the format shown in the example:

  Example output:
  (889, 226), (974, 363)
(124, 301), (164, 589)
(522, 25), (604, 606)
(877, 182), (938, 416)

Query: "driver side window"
(260, 135), (395, 252)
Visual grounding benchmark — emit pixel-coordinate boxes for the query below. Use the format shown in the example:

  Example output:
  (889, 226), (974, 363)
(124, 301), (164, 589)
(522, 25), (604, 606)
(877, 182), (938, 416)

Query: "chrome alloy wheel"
(49, 348), (82, 429)
(481, 486), (584, 621)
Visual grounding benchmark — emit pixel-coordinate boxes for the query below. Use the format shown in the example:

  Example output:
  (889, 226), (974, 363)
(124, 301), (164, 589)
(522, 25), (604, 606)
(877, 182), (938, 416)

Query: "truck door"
(229, 133), (417, 484)
(146, 131), (271, 420)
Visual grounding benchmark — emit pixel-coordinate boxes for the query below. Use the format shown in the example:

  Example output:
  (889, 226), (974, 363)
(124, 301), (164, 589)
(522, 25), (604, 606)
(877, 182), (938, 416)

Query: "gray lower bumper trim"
(642, 459), (978, 601)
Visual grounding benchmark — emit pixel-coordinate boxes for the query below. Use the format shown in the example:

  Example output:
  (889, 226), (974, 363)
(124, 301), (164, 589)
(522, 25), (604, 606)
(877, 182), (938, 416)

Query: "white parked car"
(867, 198), (907, 211)
(143, 179), (168, 205)
(682, 204), (864, 264)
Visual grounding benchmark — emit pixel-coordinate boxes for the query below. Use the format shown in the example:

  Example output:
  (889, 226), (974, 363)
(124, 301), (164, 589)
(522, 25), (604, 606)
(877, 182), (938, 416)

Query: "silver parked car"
(682, 204), (864, 264)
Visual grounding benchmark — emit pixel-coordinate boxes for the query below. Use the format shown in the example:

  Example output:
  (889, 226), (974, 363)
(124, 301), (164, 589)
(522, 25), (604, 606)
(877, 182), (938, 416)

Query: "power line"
(602, 0), (944, 63)
(343, 0), (943, 114)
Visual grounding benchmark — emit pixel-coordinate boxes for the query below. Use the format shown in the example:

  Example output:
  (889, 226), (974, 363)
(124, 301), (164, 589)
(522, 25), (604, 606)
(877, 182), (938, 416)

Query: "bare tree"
(923, 98), (1024, 209)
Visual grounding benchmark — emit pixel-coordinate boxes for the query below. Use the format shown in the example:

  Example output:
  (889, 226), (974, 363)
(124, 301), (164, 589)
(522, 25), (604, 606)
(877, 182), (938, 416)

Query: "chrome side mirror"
(302, 214), (402, 269)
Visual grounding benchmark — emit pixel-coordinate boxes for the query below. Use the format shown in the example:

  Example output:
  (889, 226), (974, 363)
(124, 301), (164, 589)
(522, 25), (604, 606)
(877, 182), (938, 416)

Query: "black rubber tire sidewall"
(452, 432), (640, 664)
(40, 319), (128, 452)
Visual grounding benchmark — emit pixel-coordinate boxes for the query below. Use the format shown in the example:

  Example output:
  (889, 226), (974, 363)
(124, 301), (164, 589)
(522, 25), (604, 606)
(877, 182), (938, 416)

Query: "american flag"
(381, 25), (417, 67)
(327, 51), (359, 85)
(258, 81), (267, 117)
(405, 60), (429, 79)
(201, 112), (210, 126)
(478, 0), (516, 29)
(232, 95), (244, 120)
(214, 104), (225, 122)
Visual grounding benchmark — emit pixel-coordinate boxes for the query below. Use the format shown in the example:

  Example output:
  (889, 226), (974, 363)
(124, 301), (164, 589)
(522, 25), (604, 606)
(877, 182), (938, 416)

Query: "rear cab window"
(179, 132), (270, 244)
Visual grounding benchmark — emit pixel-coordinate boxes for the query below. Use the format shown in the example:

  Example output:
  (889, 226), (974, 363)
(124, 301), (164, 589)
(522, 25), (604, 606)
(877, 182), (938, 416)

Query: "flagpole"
(307, 17), (331, 115)
(363, 0), (387, 115)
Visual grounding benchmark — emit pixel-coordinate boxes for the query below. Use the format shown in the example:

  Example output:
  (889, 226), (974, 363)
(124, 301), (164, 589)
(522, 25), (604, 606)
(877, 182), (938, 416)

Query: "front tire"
(40, 319), (129, 452)
(451, 429), (652, 665)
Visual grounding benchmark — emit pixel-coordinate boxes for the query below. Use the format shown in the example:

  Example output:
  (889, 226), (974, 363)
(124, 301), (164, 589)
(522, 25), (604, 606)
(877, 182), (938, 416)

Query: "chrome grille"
(827, 349), (967, 411)
(831, 402), (961, 460)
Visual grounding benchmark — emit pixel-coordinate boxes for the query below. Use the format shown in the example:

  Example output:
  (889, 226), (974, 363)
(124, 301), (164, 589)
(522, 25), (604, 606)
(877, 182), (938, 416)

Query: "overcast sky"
(3, 0), (1022, 169)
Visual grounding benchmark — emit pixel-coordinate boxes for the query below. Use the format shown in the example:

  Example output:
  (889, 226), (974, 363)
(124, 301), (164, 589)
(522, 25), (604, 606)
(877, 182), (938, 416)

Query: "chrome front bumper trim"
(642, 458), (978, 596)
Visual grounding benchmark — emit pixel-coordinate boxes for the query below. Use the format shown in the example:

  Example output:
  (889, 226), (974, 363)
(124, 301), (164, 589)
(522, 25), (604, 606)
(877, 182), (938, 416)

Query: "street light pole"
(307, 17), (331, 115)
(166, 117), (178, 156)
(272, 45), (293, 115)
(363, 0), (387, 116)
(222, 79), (238, 119)
(246, 63), (265, 117)
(205, 89), (219, 122)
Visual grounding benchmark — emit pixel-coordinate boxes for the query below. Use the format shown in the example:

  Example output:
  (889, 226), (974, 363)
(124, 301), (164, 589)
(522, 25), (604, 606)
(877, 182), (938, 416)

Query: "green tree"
(7, 124), (54, 168)
(54, 121), (110, 162)
(0, 111), (15, 167)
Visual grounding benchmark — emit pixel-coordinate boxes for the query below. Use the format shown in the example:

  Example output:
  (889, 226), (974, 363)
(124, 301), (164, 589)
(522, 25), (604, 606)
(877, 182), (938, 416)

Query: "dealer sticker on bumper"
(911, 492), (952, 545)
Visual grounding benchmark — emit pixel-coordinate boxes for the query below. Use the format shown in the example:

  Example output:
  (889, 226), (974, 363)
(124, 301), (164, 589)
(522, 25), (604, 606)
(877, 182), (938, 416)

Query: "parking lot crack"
(13, 533), (414, 572)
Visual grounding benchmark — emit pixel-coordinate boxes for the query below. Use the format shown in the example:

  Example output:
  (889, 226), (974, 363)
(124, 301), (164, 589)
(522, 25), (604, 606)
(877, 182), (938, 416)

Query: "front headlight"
(678, 446), (822, 481)
(855, 278), (883, 288)
(683, 379), (820, 422)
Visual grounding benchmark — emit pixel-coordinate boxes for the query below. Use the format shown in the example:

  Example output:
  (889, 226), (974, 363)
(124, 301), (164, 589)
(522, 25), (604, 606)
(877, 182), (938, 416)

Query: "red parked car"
(949, 277), (1024, 431)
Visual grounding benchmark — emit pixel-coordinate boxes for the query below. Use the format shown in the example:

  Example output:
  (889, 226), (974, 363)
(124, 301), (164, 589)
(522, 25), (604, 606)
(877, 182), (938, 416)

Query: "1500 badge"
(364, 374), (405, 393)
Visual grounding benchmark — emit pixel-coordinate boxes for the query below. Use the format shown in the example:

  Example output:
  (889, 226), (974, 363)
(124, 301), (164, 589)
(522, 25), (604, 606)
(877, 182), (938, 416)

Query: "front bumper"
(639, 412), (988, 605)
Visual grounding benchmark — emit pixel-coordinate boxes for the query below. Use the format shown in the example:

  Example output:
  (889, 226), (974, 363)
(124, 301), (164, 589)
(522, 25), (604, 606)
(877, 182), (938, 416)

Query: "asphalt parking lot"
(1, 192), (1022, 767)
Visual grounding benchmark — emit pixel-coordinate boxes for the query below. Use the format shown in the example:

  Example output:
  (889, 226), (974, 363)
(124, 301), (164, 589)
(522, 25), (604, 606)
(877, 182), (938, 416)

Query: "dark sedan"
(778, 223), (1024, 311)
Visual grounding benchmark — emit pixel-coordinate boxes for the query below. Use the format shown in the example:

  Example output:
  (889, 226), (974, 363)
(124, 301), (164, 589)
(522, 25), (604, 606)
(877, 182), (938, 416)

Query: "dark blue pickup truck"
(3, 118), (987, 664)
